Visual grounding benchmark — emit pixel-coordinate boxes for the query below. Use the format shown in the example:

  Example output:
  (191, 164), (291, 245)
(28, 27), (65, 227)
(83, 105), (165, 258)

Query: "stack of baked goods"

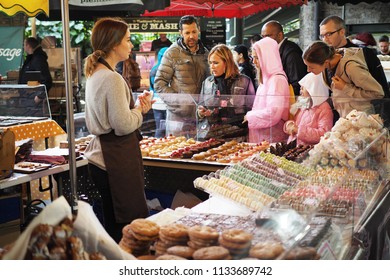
(218, 229), (253, 259)
(188, 225), (219, 250)
(120, 213), (322, 260)
(119, 218), (160, 257)
(154, 223), (190, 256)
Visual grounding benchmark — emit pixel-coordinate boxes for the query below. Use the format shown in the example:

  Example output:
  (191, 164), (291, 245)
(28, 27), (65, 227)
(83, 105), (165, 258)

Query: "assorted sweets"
(191, 140), (269, 163)
(140, 135), (270, 163)
(194, 152), (314, 211)
(273, 167), (381, 219)
(304, 110), (387, 169)
(60, 135), (93, 153)
(121, 215), (321, 260)
(0, 218), (106, 260)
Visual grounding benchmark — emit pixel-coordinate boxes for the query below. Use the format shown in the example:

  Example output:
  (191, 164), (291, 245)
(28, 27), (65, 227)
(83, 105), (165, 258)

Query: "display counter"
(0, 84), (51, 118)
(1, 105), (389, 259)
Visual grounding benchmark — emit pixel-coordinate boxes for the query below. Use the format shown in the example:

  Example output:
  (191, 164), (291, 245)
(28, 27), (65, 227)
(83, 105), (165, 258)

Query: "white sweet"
(346, 109), (362, 121)
(331, 117), (351, 133)
(368, 114), (384, 129)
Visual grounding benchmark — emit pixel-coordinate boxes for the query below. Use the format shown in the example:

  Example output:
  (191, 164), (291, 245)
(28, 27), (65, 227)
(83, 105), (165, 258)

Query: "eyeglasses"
(319, 28), (342, 40)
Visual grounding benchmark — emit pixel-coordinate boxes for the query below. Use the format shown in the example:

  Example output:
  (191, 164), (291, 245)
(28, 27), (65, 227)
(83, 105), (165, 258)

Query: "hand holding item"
(197, 105), (213, 118)
(136, 90), (155, 114)
(139, 95), (155, 115)
(331, 75), (346, 90)
(283, 120), (297, 136)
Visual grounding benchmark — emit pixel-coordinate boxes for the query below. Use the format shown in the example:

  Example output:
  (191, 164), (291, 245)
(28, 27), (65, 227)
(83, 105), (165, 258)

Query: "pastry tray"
(13, 162), (52, 173)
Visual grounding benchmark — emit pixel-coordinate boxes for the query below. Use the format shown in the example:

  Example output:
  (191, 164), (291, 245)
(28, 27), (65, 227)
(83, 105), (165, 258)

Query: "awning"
(0, 0), (49, 17)
(38, 0), (146, 20)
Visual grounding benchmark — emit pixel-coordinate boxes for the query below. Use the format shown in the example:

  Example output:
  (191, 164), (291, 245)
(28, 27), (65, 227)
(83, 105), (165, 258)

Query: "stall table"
(1, 119), (67, 200)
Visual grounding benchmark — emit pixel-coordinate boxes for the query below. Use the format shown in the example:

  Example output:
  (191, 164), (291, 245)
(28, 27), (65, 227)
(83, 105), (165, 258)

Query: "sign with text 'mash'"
(126, 18), (181, 33)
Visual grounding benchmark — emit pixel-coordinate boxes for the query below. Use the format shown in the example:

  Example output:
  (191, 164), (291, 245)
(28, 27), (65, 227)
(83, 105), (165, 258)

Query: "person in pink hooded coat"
(244, 37), (290, 143)
(283, 72), (333, 145)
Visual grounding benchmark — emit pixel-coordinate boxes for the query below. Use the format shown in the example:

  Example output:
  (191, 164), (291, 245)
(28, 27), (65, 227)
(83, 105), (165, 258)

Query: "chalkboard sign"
(200, 18), (226, 51)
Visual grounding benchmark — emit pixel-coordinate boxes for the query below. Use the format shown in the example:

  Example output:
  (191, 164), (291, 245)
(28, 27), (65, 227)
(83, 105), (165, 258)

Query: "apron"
(98, 58), (148, 223)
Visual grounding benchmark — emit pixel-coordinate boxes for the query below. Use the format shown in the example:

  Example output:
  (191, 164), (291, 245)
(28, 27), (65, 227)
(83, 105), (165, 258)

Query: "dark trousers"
(88, 163), (127, 243)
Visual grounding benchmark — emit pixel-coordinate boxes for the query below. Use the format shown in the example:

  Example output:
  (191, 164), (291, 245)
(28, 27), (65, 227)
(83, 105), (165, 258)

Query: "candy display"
(304, 110), (388, 169)
(273, 167), (382, 219)
(194, 152), (314, 211)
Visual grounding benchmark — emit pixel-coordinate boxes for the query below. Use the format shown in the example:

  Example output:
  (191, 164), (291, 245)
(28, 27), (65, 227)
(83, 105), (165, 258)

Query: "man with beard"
(154, 15), (209, 136)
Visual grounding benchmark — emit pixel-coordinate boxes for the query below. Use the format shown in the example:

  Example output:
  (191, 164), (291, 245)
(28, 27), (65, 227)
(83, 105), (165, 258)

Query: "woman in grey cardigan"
(83, 18), (153, 242)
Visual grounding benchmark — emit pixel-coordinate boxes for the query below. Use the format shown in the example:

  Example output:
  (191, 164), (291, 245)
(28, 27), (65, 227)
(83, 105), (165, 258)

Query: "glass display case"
(0, 84), (51, 122)
(192, 105), (389, 259)
(134, 51), (155, 91)
(143, 93), (256, 141)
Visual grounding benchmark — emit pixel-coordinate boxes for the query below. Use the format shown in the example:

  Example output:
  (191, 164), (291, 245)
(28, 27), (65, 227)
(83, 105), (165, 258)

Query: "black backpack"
(344, 47), (390, 127)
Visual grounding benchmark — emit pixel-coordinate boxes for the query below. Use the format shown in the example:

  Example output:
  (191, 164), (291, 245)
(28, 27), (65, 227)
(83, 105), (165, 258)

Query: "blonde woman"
(197, 44), (255, 139)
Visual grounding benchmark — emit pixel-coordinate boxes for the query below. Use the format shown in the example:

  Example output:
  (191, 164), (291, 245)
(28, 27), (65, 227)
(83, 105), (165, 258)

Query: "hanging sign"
(0, 26), (24, 77)
(200, 18), (226, 50)
(126, 18), (180, 33)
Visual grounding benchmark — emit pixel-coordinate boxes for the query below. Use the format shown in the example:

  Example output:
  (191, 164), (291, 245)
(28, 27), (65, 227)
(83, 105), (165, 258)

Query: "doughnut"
(193, 246), (231, 260)
(249, 242), (284, 259)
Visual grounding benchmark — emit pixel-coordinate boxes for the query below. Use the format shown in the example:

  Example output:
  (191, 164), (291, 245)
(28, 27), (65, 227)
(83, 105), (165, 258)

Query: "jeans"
(153, 109), (167, 138)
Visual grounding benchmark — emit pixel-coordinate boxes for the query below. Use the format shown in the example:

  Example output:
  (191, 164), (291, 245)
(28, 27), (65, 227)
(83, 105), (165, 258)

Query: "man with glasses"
(261, 20), (307, 96)
(319, 16), (355, 49)
(320, 15), (389, 126)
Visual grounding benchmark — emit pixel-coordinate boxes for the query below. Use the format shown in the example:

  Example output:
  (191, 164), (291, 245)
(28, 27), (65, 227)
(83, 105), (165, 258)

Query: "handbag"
(0, 129), (15, 180)
(197, 117), (211, 140)
(21, 199), (47, 231)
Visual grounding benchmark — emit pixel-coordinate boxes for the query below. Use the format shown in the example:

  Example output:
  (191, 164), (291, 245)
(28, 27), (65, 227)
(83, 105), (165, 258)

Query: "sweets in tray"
(140, 135), (270, 163)
(13, 161), (51, 173)
(194, 152), (314, 211)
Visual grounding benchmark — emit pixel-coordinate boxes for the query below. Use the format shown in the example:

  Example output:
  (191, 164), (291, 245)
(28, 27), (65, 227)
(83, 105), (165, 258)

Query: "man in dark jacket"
(19, 37), (53, 103)
(261, 20), (307, 96)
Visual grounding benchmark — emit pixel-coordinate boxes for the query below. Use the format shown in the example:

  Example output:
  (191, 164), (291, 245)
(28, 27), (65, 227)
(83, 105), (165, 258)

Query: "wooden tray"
(13, 162), (51, 173)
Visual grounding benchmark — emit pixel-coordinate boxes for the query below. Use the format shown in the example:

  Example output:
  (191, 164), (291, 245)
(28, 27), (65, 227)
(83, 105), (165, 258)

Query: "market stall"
(1, 90), (389, 259)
